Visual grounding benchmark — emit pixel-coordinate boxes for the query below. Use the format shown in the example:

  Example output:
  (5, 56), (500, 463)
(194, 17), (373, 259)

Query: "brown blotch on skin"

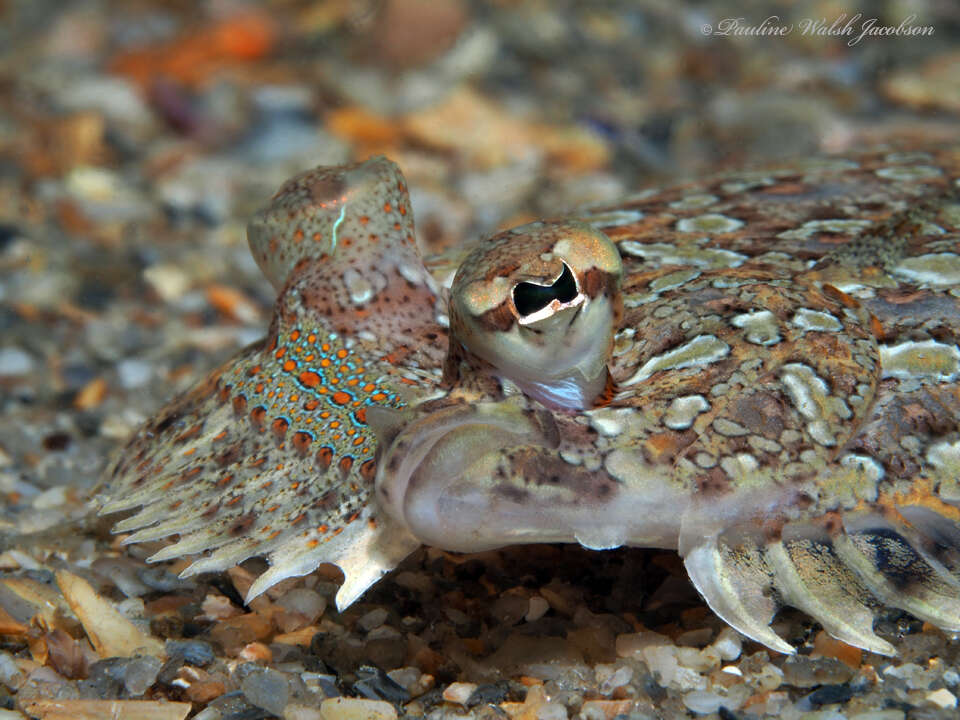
(308, 175), (346, 205)
(232, 395), (248, 416)
(249, 406), (267, 432)
(477, 302), (516, 332)
(818, 511), (845, 537)
(316, 446), (334, 472)
(728, 391), (789, 439)
(230, 512), (257, 536)
(822, 283), (860, 309)
(292, 431), (313, 457)
(578, 268), (618, 299)
(313, 489), (339, 511)
(495, 483), (531, 504)
(174, 424), (202, 444)
(696, 467), (731, 495)
(216, 443), (243, 467)
(271, 417), (289, 443)
(359, 459), (376, 482)
(643, 430), (697, 464)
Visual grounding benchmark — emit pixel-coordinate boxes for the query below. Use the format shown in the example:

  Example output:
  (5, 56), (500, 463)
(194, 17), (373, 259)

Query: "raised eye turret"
(448, 221), (623, 410)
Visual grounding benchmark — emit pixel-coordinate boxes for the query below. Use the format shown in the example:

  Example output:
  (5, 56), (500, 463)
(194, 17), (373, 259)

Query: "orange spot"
(283, 359), (296, 372)
(318, 524), (329, 533)
(293, 229), (304, 242)
(347, 512), (359, 523)
(290, 330), (300, 341)
(213, 430), (228, 441)
(372, 392), (387, 401)
(304, 399), (320, 411)
(354, 408), (367, 424)
(307, 334), (316, 343)
(383, 202), (392, 212)
(329, 421), (340, 429)
(363, 383), (376, 392)
(275, 347), (286, 359)
(313, 232), (322, 242)
(399, 205), (406, 216)
(255, 382), (264, 393)
(299, 371), (321, 387)
(307, 539), (319, 548)
(360, 216), (369, 225)
(217, 474), (233, 487)
(320, 358), (331, 367)
(336, 348), (348, 359)
(321, 343), (330, 352)
(332, 391), (351, 405)
(352, 436), (364, 446)
(266, 504), (279, 512)
(226, 496), (242, 506)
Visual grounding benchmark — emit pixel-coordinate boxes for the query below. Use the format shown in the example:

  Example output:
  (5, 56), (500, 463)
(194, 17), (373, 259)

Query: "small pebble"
(442, 681), (477, 705)
(116, 359), (152, 389)
(0, 348), (33, 377)
(683, 690), (724, 715)
(122, 654), (162, 696)
(357, 608), (389, 632)
(166, 640), (216, 667)
(525, 596), (550, 622)
(711, 628), (742, 661)
(926, 687), (957, 709)
(241, 667), (290, 716)
(283, 704), (323, 720)
(0, 653), (24, 690)
(318, 697), (398, 720)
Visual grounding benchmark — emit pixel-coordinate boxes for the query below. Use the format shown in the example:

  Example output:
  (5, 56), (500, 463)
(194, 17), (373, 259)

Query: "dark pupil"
(512, 263), (578, 316)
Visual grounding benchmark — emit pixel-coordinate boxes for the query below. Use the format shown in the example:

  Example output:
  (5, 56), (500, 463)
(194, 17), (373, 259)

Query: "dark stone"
(467, 682), (509, 707)
(42, 432), (71, 451)
(166, 639), (215, 667)
(352, 665), (410, 703)
(804, 684), (855, 707)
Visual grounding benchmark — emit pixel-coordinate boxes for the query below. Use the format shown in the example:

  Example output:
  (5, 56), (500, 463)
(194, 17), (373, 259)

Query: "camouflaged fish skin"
(103, 148), (960, 655)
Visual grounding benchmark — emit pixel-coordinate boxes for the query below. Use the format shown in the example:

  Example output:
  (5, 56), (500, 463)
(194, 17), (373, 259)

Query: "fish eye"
(512, 263), (578, 317)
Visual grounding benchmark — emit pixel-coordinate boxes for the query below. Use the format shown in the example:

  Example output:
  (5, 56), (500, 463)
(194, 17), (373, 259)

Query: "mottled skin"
(102, 149), (960, 655)
(102, 158), (443, 605)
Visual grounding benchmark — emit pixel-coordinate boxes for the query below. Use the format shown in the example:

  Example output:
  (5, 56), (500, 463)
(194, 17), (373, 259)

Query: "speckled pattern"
(101, 157), (447, 607)
(103, 147), (960, 657)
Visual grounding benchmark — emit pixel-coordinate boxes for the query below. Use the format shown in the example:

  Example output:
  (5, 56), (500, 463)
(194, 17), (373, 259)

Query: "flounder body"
(101, 148), (960, 655)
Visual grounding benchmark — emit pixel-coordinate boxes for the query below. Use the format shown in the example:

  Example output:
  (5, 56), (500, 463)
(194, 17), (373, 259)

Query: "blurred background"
(0, 0), (959, 521)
